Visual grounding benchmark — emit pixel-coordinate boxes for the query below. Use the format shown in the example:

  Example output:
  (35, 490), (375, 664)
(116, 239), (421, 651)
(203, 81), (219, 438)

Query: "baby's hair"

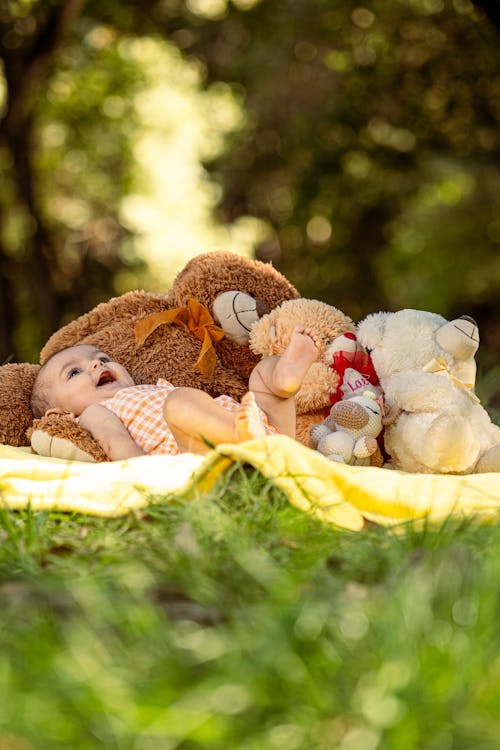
(31, 362), (51, 418)
(31, 352), (61, 418)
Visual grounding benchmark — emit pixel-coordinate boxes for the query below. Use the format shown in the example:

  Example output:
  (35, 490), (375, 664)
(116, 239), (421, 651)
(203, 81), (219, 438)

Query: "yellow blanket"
(1, 436), (499, 530)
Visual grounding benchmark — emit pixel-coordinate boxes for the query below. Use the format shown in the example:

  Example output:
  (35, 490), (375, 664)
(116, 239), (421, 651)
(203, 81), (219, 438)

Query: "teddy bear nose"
(255, 299), (270, 318)
(459, 315), (477, 327)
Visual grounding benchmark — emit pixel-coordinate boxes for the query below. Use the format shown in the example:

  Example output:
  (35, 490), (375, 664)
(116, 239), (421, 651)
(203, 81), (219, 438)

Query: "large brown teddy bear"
(0, 252), (300, 461)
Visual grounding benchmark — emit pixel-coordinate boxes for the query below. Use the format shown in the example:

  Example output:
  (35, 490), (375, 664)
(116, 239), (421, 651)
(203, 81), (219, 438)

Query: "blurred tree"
(0, 0), (85, 358)
(181, 0), (500, 372)
(473, 0), (500, 27)
(0, 0), (153, 361)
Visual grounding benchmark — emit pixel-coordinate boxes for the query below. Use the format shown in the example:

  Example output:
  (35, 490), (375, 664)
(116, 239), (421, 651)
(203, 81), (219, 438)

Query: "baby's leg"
(249, 326), (320, 437)
(163, 387), (267, 454)
(266, 326), (321, 397)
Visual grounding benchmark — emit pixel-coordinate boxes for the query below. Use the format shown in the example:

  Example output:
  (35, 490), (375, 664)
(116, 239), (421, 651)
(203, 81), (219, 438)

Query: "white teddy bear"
(356, 309), (500, 474)
(310, 391), (384, 467)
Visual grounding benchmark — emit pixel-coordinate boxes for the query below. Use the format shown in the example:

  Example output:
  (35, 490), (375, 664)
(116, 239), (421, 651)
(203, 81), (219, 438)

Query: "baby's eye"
(99, 356), (111, 363)
(68, 367), (81, 378)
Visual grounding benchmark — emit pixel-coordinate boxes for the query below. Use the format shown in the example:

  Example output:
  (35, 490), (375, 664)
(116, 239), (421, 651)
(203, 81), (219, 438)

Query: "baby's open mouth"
(97, 371), (116, 386)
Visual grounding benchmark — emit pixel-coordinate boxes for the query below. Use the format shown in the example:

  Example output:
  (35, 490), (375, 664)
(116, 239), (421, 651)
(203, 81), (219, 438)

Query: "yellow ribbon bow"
(134, 298), (225, 379)
(422, 357), (480, 403)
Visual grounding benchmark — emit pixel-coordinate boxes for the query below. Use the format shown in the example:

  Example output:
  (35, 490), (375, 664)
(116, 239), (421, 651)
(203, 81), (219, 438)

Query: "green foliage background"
(1, 0), (499, 382)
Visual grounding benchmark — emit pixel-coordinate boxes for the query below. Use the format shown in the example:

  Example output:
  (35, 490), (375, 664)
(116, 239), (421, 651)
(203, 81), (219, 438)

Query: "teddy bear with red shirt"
(326, 331), (381, 404)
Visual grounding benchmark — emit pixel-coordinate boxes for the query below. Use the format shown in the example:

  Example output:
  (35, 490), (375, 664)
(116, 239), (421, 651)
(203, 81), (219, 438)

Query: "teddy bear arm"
(309, 421), (334, 448)
(387, 371), (460, 412)
(28, 414), (108, 462)
(353, 435), (378, 458)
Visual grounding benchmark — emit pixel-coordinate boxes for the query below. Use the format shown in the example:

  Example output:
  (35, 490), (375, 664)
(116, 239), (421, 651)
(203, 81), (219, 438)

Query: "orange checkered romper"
(101, 379), (277, 455)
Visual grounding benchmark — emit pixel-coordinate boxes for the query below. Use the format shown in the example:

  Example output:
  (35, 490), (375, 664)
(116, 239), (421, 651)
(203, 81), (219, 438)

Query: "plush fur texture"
(1, 252), (300, 460)
(0, 363), (40, 447)
(357, 309), (500, 474)
(249, 298), (356, 445)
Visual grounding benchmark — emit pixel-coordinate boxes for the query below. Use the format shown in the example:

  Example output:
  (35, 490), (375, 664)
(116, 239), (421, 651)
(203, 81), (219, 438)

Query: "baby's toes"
(305, 328), (321, 348)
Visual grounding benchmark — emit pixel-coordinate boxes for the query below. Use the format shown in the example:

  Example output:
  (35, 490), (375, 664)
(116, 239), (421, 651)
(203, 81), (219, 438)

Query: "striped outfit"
(101, 378), (277, 456)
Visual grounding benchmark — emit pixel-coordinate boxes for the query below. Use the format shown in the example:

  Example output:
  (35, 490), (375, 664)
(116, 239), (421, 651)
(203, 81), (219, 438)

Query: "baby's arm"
(78, 404), (145, 460)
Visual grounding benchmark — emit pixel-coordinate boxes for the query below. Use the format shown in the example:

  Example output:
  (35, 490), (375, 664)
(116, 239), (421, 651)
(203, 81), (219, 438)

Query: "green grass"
(1, 464), (499, 749)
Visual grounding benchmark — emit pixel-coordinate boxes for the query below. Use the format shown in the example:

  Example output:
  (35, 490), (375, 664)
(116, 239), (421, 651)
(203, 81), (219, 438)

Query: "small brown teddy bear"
(249, 298), (357, 445)
(0, 252), (300, 461)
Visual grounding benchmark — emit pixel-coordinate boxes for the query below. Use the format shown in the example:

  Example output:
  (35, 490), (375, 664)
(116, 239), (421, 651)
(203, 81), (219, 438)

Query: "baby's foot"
(272, 325), (320, 396)
(233, 392), (267, 442)
(289, 325), (321, 360)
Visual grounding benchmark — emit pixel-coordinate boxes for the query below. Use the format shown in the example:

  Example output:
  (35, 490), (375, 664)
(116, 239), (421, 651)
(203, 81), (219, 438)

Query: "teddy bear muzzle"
(212, 291), (269, 345)
(435, 315), (479, 361)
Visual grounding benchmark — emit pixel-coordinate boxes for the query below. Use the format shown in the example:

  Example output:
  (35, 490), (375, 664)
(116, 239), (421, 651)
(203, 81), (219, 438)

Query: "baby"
(30, 327), (320, 460)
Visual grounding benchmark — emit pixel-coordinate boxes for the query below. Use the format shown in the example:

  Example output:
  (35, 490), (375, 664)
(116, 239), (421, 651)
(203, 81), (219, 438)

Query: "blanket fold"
(1, 438), (499, 529)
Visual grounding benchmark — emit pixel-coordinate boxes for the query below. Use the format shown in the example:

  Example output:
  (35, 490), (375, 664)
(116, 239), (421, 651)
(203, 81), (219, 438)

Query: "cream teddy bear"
(356, 309), (500, 474)
(309, 391), (384, 466)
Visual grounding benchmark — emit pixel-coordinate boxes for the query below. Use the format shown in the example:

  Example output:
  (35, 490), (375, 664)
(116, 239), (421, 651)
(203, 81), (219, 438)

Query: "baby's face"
(41, 344), (134, 416)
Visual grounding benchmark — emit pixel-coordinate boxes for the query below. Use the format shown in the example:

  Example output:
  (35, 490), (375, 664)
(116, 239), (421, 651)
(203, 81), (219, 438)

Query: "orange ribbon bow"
(134, 298), (225, 379)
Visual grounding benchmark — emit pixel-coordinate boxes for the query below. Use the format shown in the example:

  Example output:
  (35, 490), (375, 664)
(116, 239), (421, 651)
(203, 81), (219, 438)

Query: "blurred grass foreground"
(1, 467), (500, 749)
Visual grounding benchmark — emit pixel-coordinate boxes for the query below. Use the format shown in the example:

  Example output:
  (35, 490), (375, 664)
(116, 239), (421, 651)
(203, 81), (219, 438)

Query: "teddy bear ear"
(357, 312), (390, 350)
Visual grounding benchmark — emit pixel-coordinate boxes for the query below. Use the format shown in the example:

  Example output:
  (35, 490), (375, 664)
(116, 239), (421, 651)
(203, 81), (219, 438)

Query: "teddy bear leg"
(475, 444), (500, 473)
(422, 413), (480, 473)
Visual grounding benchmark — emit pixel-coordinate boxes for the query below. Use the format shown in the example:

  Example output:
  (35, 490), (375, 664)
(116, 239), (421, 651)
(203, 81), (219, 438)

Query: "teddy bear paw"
(354, 435), (378, 458)
(310, 422), (333, 448)
(30, 430), (98, 462)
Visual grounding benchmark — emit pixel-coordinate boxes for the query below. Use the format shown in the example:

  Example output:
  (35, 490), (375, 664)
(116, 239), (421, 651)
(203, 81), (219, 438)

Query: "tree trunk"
(0, 0), (87, 359)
